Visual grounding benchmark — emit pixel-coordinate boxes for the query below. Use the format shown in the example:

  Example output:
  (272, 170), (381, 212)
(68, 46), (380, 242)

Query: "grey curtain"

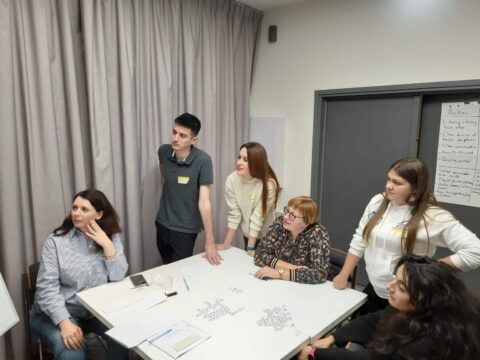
(0, 0), (262, 358)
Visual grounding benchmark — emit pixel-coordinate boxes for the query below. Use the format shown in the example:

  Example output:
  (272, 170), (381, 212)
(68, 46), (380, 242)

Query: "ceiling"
(238, 0), (306, 11)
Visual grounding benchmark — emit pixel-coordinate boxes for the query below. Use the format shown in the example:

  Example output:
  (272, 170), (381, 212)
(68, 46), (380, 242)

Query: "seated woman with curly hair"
(298, 254), (480, 359)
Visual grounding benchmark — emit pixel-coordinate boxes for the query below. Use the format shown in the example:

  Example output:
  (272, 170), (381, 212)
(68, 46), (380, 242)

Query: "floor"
(85, 334), (108, 360)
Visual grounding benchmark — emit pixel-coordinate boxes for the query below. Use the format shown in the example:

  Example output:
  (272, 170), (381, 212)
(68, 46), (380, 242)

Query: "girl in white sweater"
(217, 142), (280, 255)
(334, 158), (480, 314)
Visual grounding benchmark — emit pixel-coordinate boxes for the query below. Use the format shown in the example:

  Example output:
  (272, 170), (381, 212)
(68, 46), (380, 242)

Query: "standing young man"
(155, 113), (222, 265)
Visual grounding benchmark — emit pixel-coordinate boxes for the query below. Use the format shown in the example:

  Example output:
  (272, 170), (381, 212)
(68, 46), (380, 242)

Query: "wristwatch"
(278, 268), (285, 278)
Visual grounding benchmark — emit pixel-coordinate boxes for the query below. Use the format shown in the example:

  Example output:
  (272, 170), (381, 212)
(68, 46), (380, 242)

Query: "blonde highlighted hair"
(287, 196), (319, 225)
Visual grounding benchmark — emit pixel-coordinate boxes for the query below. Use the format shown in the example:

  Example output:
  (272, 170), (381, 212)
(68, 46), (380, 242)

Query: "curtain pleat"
(0, 0), (89, 357)
(0, 0), (262, 358)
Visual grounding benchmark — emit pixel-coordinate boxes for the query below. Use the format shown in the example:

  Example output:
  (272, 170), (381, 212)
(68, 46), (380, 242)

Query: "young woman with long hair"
(217, 142), (281, 255)
(299, 255), (480, 359)
(334, 158), (480, 314)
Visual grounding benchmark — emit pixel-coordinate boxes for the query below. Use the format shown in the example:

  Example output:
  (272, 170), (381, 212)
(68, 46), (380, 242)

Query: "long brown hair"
(363, 158), (437, 254)
(54, 189), (122, 239)
(241, 142), (280, 217)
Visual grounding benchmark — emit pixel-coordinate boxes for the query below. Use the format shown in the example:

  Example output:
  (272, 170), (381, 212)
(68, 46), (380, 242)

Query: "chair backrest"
(27, 262), (40, 305)
(328, 248), (357, 289)
(22, 261), (41, 359)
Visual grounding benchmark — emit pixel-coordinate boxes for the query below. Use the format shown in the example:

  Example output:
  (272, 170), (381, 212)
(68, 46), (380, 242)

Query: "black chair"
(328, 247), (357, 289)
(22, 261), (51, 360)
(23, 262), (113, 359)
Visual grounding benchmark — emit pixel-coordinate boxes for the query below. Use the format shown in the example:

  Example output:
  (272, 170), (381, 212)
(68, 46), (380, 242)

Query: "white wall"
(250, 117), (286, 187)
(250, 0), (480, 202)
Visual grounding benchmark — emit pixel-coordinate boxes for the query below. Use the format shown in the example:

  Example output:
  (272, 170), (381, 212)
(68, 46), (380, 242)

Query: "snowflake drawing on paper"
(257, 305), (294, 331)
(229, 286), (244, 295)
(196, 298), (245, 322)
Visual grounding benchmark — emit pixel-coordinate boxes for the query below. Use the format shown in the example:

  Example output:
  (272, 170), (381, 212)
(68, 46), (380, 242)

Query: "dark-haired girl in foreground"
(298, 255), (480, 359)
(30, 189), (128, 359)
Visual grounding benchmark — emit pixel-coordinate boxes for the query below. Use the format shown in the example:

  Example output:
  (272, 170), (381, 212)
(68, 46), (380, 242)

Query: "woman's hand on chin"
(85, 220), (110, 247)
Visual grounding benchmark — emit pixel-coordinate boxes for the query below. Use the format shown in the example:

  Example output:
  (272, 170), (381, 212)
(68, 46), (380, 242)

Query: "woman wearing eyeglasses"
(254, 196), (330, 284)
(216, 142), (281, 256)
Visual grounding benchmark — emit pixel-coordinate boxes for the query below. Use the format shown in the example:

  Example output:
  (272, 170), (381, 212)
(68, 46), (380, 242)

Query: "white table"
(77, 247), (366, 360)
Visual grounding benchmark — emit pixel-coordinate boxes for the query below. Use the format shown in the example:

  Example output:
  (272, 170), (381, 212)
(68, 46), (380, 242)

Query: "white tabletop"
(77, 247), (366, 360)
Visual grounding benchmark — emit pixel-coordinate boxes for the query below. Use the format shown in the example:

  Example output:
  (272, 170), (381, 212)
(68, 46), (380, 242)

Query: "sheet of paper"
(100, 286), (167, 315)
(0, 273), (19, 336)
(435, 101), (480, 207)
(147, 321), (210, 359)
(181, 265), (212, 278)
(105, 306), (178, 348)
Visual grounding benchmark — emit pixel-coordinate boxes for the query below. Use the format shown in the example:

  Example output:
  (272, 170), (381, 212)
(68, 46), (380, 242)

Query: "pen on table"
(148, 328), (173, 343)
(183, 278), (190, 291)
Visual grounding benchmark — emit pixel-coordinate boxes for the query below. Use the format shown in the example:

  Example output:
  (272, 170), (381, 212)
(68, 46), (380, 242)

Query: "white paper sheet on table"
(105, 308), (178, 348)
(181, 265), (213, 278)
(100, 286), (167, 315)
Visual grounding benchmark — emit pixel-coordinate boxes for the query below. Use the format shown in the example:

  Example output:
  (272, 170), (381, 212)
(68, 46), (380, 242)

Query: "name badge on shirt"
(178, 176), (190, 184)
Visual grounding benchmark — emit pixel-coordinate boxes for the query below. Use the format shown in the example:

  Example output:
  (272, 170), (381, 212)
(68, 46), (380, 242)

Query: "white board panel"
(0, 273), (19, 336)
(250, 117), (286, 187)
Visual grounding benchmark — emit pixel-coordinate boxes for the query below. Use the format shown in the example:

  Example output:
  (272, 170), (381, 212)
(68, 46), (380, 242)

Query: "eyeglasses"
(283, 207), (304, 221)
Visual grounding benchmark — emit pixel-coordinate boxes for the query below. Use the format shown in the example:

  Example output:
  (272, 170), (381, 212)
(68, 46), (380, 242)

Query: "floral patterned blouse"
(254, 216), (330, 284)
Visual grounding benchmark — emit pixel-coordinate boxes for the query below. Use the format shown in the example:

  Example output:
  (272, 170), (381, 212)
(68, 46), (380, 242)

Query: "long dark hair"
(370, 255), (480, 359)
(54, 189), (121, 239)
(241, 142), (280, 217)
(363, 158), (437, 254)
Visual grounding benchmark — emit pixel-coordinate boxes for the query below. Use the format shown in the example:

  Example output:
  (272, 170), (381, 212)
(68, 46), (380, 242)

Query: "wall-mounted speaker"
(268, 25), (277, 43)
